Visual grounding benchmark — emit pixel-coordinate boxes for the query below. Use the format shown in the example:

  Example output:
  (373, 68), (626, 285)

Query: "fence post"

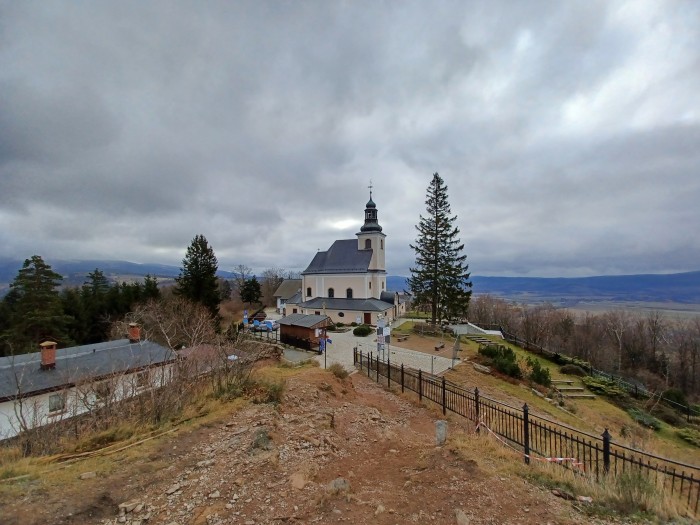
(475, 387), (480, 432)
(387, 353), (391, 387)
(442, 377), (447, 415)
(353, 347), (357, 366)
(401, 364), (404, 393)
(523, 403), (530, 465)
(418, 370), (423, 401)
(368, 353), (372, 377)
(376, 354), (379, 383)
(602, 429), (611, 474)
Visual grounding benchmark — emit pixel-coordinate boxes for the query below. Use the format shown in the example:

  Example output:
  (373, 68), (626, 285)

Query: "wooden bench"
(435, 342), (445, 351)
(397, 335), (409, 342)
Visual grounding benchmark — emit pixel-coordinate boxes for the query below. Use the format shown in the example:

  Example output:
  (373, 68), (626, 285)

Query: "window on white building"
(328, 288), (334, 298)
(49, 392), (66, 413)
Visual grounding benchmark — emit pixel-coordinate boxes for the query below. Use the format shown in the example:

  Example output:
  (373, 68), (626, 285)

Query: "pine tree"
(408, 173), (472, 325)
(143, 274), (160, 301)
(175, 235), (220, 319)
(4, 255), (71, 352)
(240, 276), (262, 306)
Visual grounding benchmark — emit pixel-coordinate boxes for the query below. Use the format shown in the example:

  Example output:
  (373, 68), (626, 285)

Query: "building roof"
(0, 339), (176, 401)
(299, 297), (393, 313)
(301, 239), (373, 275)
(278, 314), (330, 328)
(273, 279), (302, 300)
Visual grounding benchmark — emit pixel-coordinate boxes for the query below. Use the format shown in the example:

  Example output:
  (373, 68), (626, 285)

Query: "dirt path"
(1, 368), (620, 525)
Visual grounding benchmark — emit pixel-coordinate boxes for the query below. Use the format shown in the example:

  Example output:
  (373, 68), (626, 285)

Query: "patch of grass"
(73, 425), (137, 453)
(328, 363), (349, 380)
(676, 428), (700, 447)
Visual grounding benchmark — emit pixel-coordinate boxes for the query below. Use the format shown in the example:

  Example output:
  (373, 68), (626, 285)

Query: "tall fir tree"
(175, 234), (220, 319)
(4, 255), (71, 353)
(408, 173), (472, 325)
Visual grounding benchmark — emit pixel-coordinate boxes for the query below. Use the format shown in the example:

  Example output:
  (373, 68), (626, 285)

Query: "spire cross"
(368, 180), (373, 199)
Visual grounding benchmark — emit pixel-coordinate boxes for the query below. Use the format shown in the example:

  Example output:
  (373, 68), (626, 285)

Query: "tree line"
(468, 294), (700, 399)
(0, 235), (299, 356)
(0, 255), (161, 356)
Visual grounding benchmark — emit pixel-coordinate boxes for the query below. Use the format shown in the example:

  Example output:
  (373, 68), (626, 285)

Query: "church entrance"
(364, 313), (371, 324)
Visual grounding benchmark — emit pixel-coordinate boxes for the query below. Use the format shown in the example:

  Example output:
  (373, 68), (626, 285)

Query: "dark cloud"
(0, 1), (698, 277)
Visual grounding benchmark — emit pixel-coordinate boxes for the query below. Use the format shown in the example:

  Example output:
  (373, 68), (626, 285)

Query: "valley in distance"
(1, 259), (699, 318)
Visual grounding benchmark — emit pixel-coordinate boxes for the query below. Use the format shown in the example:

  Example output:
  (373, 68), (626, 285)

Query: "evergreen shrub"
(478, 344), (522, 379)
(527, 357), (552, 387)
(353, 324), (373, 337)
(627, 408), (662, 431)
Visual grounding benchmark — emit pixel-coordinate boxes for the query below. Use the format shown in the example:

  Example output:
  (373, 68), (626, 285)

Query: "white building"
(0, 326), (176, 440)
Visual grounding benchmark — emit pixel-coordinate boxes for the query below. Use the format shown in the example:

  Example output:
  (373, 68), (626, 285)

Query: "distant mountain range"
(1, 258), (699, 305)
(387, 272), (700, 305)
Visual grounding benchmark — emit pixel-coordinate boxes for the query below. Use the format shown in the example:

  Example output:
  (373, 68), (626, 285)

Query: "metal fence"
(353, 348), (700, 514)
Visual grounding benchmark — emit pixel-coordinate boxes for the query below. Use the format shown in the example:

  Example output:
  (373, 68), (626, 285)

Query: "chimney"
(128, 323), (141, 343)
(40, 341), (57, 370)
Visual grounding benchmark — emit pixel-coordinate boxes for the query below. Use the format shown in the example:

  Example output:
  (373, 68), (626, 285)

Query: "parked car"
(259, 320), (279, 332)
(252, 311), (267, 322)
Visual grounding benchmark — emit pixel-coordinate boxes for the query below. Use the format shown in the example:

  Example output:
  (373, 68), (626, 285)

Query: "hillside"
(1, 366), (616, 525)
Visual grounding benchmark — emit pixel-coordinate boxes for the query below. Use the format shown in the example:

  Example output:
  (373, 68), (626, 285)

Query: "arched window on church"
(346, 288), (353, 299)
(328, 288), (334, 298)
(306, 287), (311, 297)
(381, 239), (383, 249)
(365, 239), (371, 250)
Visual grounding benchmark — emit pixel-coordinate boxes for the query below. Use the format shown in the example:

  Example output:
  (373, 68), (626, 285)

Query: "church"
(284, 191), (407, 325)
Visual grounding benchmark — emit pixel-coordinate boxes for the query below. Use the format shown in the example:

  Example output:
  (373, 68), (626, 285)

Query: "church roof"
(299, 297), (393, 312)
(301, 239), (372, 275)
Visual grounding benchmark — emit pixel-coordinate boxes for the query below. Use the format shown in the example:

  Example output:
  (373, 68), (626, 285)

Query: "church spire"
(361, 184), (382, 232)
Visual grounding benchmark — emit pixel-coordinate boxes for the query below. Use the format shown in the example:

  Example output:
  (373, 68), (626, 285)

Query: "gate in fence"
(353, 349), (700, 514)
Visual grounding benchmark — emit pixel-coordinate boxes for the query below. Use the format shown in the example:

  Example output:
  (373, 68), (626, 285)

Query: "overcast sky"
(1, 1), (699, 278)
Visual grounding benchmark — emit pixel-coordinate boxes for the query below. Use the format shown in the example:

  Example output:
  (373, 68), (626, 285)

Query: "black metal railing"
(353, 348), (700, 515)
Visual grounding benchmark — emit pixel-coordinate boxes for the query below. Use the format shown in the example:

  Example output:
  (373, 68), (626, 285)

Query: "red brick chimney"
(128, 323), (141, 343)
(40, 341), (57, 370)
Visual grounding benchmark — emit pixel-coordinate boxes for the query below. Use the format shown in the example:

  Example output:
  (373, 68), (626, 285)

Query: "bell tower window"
(365, 239), (371, 249)
(328, 288), (334, 298)
(346, 288), (353, 299)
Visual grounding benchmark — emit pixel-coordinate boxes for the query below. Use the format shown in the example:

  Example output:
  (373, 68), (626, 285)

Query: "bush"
(353, 324), (373, 337)
(527, 357), (552, 387)
(628, 408), (662, 431)
(335, 322), (345, 328)
(662, 388), (688, 410)
(350, 322), (358, 327)
(559, 364), (587, 377)
(676, 428), (700, 447)
(479, 344), (522, 379)
(328, 363), (349, 380)
(650, 404), (683, 427)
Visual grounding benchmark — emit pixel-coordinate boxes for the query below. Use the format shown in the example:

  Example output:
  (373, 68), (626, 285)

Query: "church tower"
(356, 185), (386, 274)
